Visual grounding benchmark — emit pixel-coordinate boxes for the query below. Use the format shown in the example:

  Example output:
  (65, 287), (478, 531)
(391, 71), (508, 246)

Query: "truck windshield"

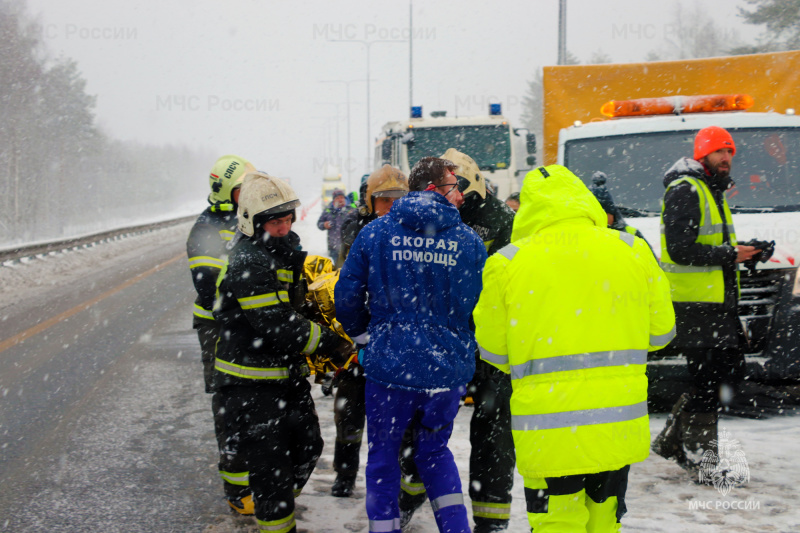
(564, 127), (800, 214)
(406, 125), (511, 171)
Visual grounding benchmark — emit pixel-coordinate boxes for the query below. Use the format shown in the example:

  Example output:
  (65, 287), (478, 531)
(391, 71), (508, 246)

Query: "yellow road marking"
(0, 253), (186, 354)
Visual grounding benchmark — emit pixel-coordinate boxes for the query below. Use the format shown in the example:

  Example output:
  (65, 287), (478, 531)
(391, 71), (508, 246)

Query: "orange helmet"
(694, 126), (736, 160)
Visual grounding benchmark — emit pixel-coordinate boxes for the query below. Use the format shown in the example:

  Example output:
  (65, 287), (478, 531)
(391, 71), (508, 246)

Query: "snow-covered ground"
(242, 200), (800, 533)
(3, 200), (799, 532)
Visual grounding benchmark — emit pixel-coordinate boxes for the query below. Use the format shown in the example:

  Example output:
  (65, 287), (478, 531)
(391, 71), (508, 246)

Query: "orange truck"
(542, 51), (800, 410)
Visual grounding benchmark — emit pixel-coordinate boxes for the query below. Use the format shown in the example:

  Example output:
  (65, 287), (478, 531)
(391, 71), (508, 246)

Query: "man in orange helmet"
(652, 126), (758, 479)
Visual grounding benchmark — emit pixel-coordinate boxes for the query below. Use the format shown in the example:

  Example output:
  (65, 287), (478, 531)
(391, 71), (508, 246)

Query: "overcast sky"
(25, 0), (761, 198)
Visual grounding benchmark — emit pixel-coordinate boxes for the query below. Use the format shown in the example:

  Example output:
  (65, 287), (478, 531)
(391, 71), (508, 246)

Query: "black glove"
(740, 239), (775, 272)
(329, 336), (355, 368)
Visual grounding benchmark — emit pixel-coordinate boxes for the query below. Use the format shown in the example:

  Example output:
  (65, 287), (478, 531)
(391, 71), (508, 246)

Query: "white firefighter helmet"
(365, 164), (409, 214)
(441, 148), (486, 199)
(208, 154), (256, 205)
(237, 171), (301, 236)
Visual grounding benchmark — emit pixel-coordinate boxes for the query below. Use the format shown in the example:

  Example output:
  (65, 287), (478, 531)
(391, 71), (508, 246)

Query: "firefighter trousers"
(195, 322), (249, 500)
(524, 466), (629, 533)
(333, 363), (366, 476)
(217, 380), (323, 532)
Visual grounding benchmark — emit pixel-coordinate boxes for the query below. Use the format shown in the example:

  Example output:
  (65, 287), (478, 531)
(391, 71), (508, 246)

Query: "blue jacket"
(335, 191), (487, 391)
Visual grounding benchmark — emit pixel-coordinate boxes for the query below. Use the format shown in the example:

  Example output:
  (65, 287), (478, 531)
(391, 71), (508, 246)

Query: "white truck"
(375, 104), (536, 200)
(557, 98), (800, 409)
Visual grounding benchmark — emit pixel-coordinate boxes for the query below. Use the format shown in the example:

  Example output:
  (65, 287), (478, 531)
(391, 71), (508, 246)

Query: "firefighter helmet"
(441, 148), (486, 199)
(208, 155), (255, 205)
(365, 165), (409, 214)
(237, 171), (301, 236)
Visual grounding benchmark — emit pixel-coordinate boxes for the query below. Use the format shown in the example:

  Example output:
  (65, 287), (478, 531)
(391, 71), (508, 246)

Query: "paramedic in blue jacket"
(336, 157), (487, 533)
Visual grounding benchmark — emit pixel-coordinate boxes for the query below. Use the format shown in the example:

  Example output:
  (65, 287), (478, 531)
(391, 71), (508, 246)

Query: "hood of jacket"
(511, 165), (607, 241)
(389, 190), (462, 234)
(663, 157), (733, 191)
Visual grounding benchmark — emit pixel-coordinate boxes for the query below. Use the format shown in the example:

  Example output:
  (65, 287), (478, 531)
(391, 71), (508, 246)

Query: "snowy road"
(0, 201), (799, 532)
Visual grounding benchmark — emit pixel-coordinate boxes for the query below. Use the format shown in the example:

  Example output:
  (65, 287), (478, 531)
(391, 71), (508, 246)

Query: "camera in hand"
(741, 238), (776, 272)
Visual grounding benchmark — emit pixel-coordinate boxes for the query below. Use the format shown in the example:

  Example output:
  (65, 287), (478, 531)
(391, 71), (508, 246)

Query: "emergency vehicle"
(543, 51), (800, 409)
(375, 104), (536, 200)
(321, 164), (346, 204)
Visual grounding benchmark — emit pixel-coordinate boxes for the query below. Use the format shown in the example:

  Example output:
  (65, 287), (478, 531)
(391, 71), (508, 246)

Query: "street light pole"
(328, 38), (405, 175)
(319, 80), (366, 191)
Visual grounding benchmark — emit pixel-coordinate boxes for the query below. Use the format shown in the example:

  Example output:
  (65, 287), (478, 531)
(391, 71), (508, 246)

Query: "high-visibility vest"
(660, 176), (739, 303)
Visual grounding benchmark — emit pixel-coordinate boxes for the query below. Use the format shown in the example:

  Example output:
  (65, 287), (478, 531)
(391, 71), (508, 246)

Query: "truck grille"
(739, 268), (784, 353)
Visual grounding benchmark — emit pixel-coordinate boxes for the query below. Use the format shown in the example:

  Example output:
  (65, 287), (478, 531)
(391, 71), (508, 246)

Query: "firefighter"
(336, 156), (486, 533)
(330, 165), (409, 498)
(474, 165), (675, 531)
(186, 154), (255, 513)
(398, 149), (516, 533)
(652, 126), (759, 477)
(213, 171), (354, 531)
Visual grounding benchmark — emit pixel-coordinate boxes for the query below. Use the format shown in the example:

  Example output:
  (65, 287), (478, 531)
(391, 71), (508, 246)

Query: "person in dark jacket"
(214, 171), (354, 531)
(317, 189), (354, 267)
(589, 171), (655, 256)
(651, 126), (758, 478)
(330, 165), (409, 498)
(399, 148), (517, 533)
(336, 157), (487, 533)
(186, 154), (255, 513)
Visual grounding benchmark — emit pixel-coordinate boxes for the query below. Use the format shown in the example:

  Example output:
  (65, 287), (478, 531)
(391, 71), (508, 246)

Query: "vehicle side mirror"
(381, 139), (393, 163)
(526, 133), (537, 155)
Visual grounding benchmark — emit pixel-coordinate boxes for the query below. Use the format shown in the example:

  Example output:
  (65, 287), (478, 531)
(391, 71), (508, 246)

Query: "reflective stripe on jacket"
(474, 165), (675, 479)
(660, 176), (739, 303)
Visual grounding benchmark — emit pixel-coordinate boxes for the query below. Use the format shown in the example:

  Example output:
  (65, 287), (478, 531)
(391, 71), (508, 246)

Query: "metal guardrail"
(0, 215), (196, 265)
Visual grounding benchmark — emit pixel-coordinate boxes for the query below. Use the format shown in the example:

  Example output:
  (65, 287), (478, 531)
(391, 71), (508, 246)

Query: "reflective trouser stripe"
(293, 488), (302, 498)
(188, 256), (225, 269)
(276, 269), (294, 283)
(660, 263), (723, 274)
(512, 401), (648, 431)
(651, 326), (676, 346)
(510, 349), (647, 379)
(193, 304), (214, 320)
(619, 231), (635, 247)
(215, 359), (290, 380)
(479, 345), (508, 366)
(472, 501), (511, 520)
(301, 322), (322, 355)
(238, 291), (289, 309)
(337, 429), (363, 443)
(220, 470), (249, 486)
(401, 477), (426, 496)
(219, 230), (234, 241)
(257, 512), (295, 533)
(498, 243), (519, 261)
(430, 493), (465, 512)
(369, 518), (401, 532)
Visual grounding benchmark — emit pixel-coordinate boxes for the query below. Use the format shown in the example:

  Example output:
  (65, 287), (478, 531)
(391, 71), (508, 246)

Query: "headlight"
(793, 266), (800, 297)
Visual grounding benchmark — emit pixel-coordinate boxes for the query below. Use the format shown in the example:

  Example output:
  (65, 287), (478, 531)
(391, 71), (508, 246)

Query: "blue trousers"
(365, 381), (470, 533)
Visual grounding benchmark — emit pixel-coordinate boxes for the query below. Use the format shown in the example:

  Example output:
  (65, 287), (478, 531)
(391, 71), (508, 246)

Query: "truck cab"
(558, 104), (800, 408)
(375, 105), (535, 200)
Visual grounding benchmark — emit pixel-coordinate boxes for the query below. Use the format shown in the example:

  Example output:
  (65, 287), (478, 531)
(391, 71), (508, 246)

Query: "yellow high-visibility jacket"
(474, 165), (675, 479)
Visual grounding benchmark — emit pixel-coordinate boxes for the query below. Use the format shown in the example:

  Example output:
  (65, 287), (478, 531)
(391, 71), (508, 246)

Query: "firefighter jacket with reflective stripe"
(458, 192), (515, 256)
(187, 204), (238, 326)
(213, 231), (343, 389)
(473, 165), (675, 479)
(660, 158), (739, 305)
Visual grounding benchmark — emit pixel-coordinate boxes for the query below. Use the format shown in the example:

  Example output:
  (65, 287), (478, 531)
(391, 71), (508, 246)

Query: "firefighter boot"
(227, 494), (255, 515)
(678, 411), (718, 482)
(331, 473), (357, 497)
(651, 393), (690, 462)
